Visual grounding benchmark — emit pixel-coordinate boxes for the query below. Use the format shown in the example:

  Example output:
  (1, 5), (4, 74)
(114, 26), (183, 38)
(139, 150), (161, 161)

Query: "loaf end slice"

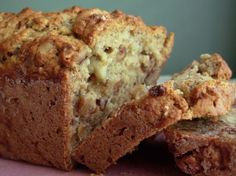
(73, 83), (189, 173)
(165, 106), (236, 176)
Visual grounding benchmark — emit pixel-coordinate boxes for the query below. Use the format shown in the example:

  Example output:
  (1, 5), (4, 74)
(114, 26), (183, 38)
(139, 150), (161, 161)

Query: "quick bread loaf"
(0, 6), (235, 174)
(73, 53), (235, 173)
(0, 6), (174, 170)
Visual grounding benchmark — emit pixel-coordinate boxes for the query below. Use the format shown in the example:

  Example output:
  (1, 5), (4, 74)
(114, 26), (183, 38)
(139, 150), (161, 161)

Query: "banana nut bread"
(164, 105), (236, 176)
(0, 6), (174, 170)
(73, 53), (235, 173)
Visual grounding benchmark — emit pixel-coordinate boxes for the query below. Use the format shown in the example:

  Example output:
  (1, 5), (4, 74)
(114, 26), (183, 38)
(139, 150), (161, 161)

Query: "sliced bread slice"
(73, 54), (235, 173)
(165, 105), (236, 176)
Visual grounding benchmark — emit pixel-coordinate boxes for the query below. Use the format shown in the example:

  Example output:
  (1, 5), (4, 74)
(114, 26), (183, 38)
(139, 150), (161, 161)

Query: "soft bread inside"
(69, 9), (174, 148)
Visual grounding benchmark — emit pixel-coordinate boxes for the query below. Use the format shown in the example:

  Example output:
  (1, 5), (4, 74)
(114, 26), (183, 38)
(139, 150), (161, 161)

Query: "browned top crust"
(0, 7), (172, 78)
(171, 54), (232, 94)
(73, 8), (157, 45)
(18, 35), (91, 79)
(198, 53), (232, 80)
(0, 7), (86, 77)
(172, 53), (232, 81)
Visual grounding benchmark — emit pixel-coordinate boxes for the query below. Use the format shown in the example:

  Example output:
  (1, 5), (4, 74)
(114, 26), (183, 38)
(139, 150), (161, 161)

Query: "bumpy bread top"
(171, 53), (232, 96)
(0, 7), (85, 77)
(0, 7), (171, 78)
(198, 53), (232, 80)
(168, 53), (235, 117)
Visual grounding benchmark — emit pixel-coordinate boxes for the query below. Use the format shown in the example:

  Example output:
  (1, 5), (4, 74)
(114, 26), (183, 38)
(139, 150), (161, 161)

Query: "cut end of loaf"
(68, 27), (171, 147)
(66, 8), (174, 150)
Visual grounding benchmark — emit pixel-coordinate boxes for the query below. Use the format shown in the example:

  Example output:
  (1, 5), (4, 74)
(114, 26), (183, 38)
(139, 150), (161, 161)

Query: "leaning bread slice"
(73, 54), (235, 173)
(164, 105), (236, 176)
(73, 83), (191, 173)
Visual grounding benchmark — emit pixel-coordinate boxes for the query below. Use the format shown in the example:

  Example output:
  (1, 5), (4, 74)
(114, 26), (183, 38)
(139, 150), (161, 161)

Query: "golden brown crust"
(189, 80), (235, 117)
(0, 7), (85, 77)
(0, 74), (73, 170)
(73, 8), (154, 46)
(171, 53), (235, 118)
(19, 35), (91, 78)
(0, 7), (173, 79)
(73, 84), (189, 173)
(165, 107), (236, 176)
(198, 53), (232, 80)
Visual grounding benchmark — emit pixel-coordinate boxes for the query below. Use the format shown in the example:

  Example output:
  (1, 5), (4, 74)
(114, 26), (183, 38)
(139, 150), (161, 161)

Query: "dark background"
(1, 0), (235, 77)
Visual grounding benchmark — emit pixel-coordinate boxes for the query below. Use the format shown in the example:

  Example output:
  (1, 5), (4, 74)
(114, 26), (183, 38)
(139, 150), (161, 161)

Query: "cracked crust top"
(0, 7), (173, 78)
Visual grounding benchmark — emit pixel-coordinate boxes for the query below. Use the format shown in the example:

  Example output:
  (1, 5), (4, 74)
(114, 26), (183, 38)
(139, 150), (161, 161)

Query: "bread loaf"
(0, 6), (234, 174)
(0, 6), (174, 170)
